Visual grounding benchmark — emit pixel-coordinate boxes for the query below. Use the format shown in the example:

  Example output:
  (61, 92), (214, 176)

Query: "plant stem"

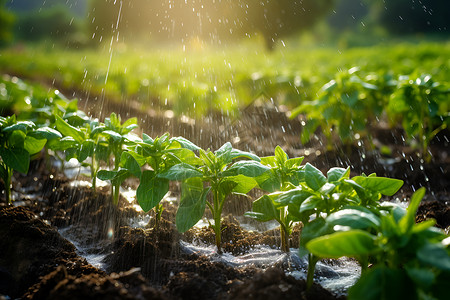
(306, 253), (319, 290)
(212, 187), (222, 254)
(280, 208), (290, 252)
(112, 183), (120, 205)
(5, 167), (12, 204)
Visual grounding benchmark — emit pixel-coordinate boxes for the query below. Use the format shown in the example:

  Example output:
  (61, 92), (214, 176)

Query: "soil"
(0, 88), (449, 299)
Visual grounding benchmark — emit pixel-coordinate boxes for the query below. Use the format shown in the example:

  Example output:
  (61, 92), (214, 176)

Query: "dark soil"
(0, 91), (449, 299)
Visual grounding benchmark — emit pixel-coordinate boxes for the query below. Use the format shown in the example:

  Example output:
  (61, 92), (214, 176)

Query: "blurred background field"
(0, 0), (449, 122)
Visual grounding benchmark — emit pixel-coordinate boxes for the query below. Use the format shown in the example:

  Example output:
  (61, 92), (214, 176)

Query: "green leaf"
(299, 195), (322, 213)
(260, 156), (276, 167)
(299, 217), (331, 257)
(110, 169), (132, 186)
(285, 157), (304, 169)
(215, 142), (232, 163)
(274, 146), (288, 165)
(327, 167), (350, 182)
(136, 170), (170, 212)
(120, 152), (141, 178)
(305, 163), (326, 191)
(306, 230), (377, 258)
(158, 163), (202, 181)
(230, 148), (260, 161)
(55, 115), (84, 143)
(349, 266), (416, 300)
(8, 130), (25, 148)
(326, 209), (381, 230)
(170, 136), (200, 151)
(275, 188), (312, 206)
(255, 170), (281, 193)
(400, 187), (426, 233)
(176, 178), (210, 232)
(0, 148), (30, 174)
(47, 136), (77, 151)
(354, 176), (404, 196)
(142, 133), (154, 145)
(222, 175), (257, 194)
(97, 170), (117, 181)
(103, 130), (123, 142)
(166, 148), (202, 165)
(417, 243), (450, 272)
(78, 140), (95, 162)
(28, 127), (62, 140)
(222, 160), (270, 177)
(245, 194), (279, 222)
(405, 267), (435, 290)
(3, 121), (34, 133)
(24, 136), (46, 155)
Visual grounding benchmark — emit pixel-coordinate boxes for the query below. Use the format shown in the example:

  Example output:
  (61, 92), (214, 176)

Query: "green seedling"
(52, 115), (108, 192)
(97, 151), (142, 205)
(98, 112), (140, 205)
(246, 162), (403, 288)
(245, 146), (305, 252)
(290, 67), (379, 148)
(388, 74), (450, 161)
(0, 115), (61, 203)
(307, 187), (450, 300)
(159, 142), (269, 253)
(131, 133), (201, 229)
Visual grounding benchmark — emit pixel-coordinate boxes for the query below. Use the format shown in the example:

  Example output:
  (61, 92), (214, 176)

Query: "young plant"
(159, 142), (269, 253)
(290, 67), (379, 148)
(387, 74), (450, 161)
(98, 112), (140, 205)
(306, 187), (450, 300)
(245, 146), (305, 252)
(245, 162), (403, 288)
(132, 133), (201, 229)
(0, 115), (61, 203)
(52, 115), (108, 192)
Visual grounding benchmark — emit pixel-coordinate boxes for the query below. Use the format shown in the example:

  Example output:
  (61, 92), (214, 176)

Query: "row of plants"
(290, 68), (450, 160)
(1, 75), (449, 299)
(1, 43), (448, 159)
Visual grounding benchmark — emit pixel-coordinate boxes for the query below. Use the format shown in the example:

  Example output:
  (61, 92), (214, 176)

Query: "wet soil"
(0, 90), (449, 299)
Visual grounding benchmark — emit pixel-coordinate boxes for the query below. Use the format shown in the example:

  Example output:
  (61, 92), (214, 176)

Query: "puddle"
(180, 241), (360, 296)
(59, 227), (108, 270)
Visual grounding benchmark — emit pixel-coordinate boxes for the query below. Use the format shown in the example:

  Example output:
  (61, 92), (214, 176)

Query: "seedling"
(52, 115), (108, 192)
(159, 142), (269, 253)
(290, 68), (379, 148)
(245, 146), (305, 252)
(388, 74), (450, 161)
(97, 112), (140, 205)
(246, 162), (403, 288)
(0, 115), (61, 203)
(132, 133), (201, 229)
(307, 188), (450, 300)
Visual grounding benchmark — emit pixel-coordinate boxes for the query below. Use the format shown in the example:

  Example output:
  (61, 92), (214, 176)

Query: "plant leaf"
(399, 187), (426, 233)
(158, 163), (202, 181)
(222, 160), (270, 177)
(136, 170), (170, 212)
(0, 148), (30, 174)
(245, 194), (279, 222)
(55, 115), (84, 143)
(327, 167), (350, 182)
(24, 136), (46, 155)
(305, 163), (326, 191)
(306, 230), (377, 258)
(349, 266), (416, 300)
(326, 208), (381, 230)
(176, 178), (210, 233)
